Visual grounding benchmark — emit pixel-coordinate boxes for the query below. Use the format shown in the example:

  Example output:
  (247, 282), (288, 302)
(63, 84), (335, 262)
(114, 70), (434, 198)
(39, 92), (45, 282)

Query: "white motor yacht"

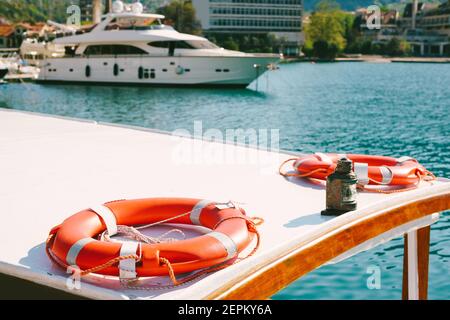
(36, 1), (282, 87)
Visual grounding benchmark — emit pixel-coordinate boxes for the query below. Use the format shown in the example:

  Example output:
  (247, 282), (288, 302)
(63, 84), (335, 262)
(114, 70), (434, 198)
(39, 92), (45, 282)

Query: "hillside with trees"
(1, 1), (445, 24)
(0, 0), (71, 23)
(305, 0), (443, 11)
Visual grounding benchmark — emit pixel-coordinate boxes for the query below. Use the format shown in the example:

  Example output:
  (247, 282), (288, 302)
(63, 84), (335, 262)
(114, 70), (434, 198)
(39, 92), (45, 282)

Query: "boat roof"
(54, 28), (207, 45)
(52, 11), (203, 46)
(0, 109), (449, 300)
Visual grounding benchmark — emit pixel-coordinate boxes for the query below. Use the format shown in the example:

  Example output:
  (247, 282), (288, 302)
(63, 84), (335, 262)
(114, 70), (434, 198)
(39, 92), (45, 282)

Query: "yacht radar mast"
(112, 1), (144, 14)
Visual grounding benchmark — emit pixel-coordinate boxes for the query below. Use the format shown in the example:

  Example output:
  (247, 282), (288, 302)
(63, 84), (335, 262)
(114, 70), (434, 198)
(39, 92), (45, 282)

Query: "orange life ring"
(281, 153), (433, 186)
(46, 198), (257, 278)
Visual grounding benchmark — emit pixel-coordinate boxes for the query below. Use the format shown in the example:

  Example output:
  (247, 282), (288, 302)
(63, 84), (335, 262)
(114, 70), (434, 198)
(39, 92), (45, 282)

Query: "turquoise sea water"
(1, 62), (449, 300)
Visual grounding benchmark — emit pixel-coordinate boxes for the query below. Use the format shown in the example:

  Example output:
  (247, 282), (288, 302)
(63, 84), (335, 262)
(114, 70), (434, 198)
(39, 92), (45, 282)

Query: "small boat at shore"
(34, 1), (281, 87)
(0, 52), (40, 83)
(20, 38), (65, 66)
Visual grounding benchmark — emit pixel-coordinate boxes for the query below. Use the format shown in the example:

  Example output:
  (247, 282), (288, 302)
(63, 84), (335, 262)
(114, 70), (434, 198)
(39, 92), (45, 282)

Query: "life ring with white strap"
(279, 153), (435, 192)
(46, 198), (261, 285)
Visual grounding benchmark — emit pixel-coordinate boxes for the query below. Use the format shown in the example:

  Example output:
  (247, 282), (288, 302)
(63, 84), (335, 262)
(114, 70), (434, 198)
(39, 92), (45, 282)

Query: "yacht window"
(149, 40), (219, 50)
(175, 41), (195, 49)
(65, 46), (77, 57)
(149, 41), (170, 48)
(148, 41), (195, 49)
(84, 45), (147, 56)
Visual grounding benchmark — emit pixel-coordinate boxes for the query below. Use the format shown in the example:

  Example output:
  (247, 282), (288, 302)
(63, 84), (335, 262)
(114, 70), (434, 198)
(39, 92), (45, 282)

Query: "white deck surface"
(0, 109), (449, 300)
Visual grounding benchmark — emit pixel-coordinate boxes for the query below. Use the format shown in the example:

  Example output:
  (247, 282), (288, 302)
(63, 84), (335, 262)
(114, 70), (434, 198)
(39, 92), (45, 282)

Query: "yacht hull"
(37, 55), (279, 87)
(35, 80), (250, 88)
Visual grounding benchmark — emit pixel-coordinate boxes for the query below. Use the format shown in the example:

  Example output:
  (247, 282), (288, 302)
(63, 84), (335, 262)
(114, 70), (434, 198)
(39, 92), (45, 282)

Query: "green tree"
(156, 0), (202, 35)
(335, 10), (356, 52)
(312, 40), (339, 59)
(222, 36), (239, 51)
(304, 1), (347, 59)
(385, 38), (411, 56)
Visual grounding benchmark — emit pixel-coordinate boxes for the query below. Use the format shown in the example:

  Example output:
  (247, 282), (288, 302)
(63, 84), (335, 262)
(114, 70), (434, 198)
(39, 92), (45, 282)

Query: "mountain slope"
(0, 0), (445, 24)
(304, 0), (443, 11)
(0, 0), (72, 23)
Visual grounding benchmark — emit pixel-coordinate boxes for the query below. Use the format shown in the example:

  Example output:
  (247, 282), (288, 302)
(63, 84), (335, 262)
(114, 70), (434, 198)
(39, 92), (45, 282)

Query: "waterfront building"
(356, 8), (400, 40)
(192, 0), (304, 56)
(0, 24), (14, 48)
(399, 0), (450, 56)
(0, 22), (48, 48)
(418, 3), (450, 37)
(355, 1), (450, 57)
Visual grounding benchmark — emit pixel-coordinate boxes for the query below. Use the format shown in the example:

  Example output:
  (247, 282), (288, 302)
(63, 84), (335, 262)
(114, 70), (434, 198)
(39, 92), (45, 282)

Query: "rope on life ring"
(46, 198), (263, 289)
(279, 153), (436, 194)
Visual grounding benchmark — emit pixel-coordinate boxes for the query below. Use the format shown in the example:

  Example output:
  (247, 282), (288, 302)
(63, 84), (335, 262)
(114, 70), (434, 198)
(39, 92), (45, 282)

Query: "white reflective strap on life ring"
(380, 166), (394, 185)
(207, 232), (237, 260)
(91, 205), (118, 236)
(397, 156), (416, 164)
(190, 199), (213, 226)
(337, 153), (348, 159)
(119, 241), (139, 280)
(354, 162), (369, 185)
(66, 237), (95, 266)
(215, 201), (238, 211)
(315, 152), (333, 165)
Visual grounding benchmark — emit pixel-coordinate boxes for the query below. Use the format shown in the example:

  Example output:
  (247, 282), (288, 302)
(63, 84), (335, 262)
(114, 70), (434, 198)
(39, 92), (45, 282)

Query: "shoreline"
(284, 55), (450, 64)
